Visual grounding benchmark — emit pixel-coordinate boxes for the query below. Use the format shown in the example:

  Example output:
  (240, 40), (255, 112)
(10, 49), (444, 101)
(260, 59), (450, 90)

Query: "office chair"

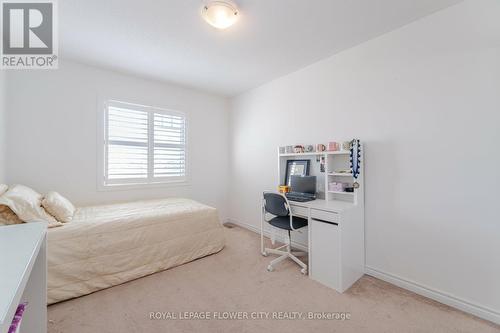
(261, 192), (308, 274)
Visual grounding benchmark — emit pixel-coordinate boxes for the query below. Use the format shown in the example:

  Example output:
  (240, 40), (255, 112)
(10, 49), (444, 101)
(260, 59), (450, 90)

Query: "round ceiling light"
(202, 1), (239, 30)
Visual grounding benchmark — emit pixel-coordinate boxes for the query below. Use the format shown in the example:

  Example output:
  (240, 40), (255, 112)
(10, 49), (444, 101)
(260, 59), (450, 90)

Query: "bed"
(47, 197), (225, 304)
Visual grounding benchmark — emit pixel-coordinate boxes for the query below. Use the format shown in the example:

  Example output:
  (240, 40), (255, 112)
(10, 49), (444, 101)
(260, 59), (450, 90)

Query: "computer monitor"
(290, 175), (316, 195)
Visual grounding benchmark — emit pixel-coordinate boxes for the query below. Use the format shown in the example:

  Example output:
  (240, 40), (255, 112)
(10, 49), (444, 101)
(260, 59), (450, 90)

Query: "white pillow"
(0, 184), (8, 196)
(42, 191), (75, 223)
(0, 185), (62, 227)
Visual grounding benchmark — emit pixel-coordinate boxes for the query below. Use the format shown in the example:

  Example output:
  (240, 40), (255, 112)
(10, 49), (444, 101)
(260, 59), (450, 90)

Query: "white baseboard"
(224, 218), (308, 252)
(225, 218), (499, 325)
(365, 266), (500, 325)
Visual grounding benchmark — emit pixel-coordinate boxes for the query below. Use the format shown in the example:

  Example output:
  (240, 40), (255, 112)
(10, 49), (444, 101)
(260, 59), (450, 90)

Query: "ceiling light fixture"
(202, 1), (239, 30)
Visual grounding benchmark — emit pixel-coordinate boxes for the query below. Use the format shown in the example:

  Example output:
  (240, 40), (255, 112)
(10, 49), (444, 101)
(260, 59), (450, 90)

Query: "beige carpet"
(48, 225), (499, 333)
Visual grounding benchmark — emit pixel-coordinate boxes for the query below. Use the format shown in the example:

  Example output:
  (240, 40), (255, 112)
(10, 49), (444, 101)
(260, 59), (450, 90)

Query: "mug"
(328, 142), (340, 151)
(316, 144), (326, 152)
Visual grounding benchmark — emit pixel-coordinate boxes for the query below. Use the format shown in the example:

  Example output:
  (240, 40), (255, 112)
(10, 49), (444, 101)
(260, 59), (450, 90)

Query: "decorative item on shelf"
(304, 144), (314, 152)
(293, 145), (304, 154)
(285, 145), (294, 154)
(350, 139), (362, 189)
(328, 141), (340, 151)
(329, 182), (347, 192)
(279, 146), (285, 154)
(319, 155), (326, 172)
(342, 141), (352, 151)
(345, 187), (354, 192)
(278, 185), (290, 194)
(316, 143), (326, 152)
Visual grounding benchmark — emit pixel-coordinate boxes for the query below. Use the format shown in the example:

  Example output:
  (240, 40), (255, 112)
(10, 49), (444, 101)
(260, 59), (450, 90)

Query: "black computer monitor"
(290, 175), (316, 195)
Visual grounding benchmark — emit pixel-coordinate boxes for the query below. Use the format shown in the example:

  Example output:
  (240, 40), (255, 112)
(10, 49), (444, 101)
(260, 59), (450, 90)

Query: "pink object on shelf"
(328, 142), (340, 151)
(8, 303), (27, 333)
(329, 182), (347, 192)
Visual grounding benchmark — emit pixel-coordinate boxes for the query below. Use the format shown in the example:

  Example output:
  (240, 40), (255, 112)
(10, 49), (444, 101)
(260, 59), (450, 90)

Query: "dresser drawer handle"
(311, 218), (338, 226)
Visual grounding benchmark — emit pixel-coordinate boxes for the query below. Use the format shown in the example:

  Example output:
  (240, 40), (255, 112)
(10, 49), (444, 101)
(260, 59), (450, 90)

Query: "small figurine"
(293, 145), (304, 153)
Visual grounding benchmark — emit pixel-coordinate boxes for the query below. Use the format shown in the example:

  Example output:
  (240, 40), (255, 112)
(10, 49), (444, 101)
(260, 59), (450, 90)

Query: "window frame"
(98, 99), (189, 190)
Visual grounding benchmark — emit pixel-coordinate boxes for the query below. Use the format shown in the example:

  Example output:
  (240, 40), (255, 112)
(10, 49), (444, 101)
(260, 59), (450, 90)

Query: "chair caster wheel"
(267, 265), (274, 272)
(261, 251), (268, 257)
(301, 268), (307, 275)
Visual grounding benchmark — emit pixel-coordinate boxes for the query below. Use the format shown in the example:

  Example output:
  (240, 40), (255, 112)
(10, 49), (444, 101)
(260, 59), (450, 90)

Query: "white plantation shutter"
(153, 112), (186, 178)
(104, 101), (187, 186)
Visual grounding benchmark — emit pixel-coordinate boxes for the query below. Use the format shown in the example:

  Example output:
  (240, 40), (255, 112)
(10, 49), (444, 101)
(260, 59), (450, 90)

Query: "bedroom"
(0, 0), (499, 332)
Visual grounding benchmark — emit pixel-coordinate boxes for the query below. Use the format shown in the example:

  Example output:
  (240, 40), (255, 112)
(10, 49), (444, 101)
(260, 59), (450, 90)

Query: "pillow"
(42, 191), (75, 223)
(0, 185), (63, 228)
(0, 184), (8, 196)
(0, 205), (24, 225)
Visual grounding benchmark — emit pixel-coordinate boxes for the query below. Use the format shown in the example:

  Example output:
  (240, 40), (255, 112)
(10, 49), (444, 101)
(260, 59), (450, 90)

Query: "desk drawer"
(290, 205), (309, 218)
(310, 209), (339, 224)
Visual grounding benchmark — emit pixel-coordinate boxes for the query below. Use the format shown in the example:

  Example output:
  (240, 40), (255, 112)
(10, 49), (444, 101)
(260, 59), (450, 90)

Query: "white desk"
(289, 199), (365, 293)
(0, 223), (47, 333)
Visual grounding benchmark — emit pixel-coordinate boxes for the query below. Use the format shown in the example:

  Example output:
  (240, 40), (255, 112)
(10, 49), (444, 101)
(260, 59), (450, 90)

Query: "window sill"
(97, 180), (190, 192)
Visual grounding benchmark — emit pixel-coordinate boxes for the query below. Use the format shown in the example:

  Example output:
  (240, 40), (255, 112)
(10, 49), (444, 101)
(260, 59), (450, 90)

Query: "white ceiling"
(60, 0), (461, 96)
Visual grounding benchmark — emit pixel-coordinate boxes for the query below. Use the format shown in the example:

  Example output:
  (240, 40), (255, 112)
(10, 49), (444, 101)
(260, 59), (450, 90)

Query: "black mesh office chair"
(261, 192), (308, 274)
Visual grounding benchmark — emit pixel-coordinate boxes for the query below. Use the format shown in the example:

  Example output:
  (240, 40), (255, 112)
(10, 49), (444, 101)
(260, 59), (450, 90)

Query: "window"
(102, 100), (187, 187)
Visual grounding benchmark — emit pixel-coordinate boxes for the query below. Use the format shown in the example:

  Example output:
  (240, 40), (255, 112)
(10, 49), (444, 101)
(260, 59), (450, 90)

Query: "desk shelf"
(279, 151), (350, 157)
(328, 172), (353, 177)
(278, 144), (363, 205)
(328, 191), (355, 195)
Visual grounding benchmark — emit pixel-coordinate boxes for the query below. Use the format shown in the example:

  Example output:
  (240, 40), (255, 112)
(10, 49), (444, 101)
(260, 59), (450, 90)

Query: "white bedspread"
(47, 198), (225, 304)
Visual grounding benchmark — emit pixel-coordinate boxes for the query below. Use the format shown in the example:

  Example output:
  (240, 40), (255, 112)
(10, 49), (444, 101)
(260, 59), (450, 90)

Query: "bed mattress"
(47, 198), (225, 304)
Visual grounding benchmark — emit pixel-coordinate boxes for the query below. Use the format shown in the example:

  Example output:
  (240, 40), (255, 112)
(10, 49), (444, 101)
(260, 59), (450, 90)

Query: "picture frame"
(284, 159), (310, 186)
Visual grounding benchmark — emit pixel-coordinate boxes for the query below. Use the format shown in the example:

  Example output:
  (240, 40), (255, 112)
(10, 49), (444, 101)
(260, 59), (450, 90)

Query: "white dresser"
(0, 223), (47, 333)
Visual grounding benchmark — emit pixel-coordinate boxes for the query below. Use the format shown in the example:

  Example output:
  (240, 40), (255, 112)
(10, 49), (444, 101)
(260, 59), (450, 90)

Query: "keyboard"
(285, 193), (315, 202)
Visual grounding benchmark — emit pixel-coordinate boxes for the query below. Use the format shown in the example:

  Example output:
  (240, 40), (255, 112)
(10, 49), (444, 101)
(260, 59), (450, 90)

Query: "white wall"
(5, 61), (230, 220)
(229, 0), (500, 322)
(0, 71), (5, 183)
